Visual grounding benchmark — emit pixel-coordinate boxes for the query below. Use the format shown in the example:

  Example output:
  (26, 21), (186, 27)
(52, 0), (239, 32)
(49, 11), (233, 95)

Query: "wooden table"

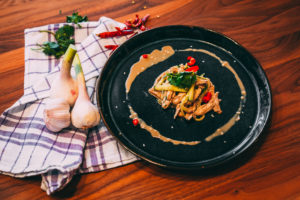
(1, 0), (300, 199)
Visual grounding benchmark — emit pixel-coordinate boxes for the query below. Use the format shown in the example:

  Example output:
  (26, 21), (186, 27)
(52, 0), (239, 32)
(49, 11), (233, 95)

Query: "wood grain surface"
(1, 0), (300, 199)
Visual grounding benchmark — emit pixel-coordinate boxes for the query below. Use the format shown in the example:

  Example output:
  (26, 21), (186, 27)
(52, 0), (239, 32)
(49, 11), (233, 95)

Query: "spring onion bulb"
(71, 54), (100, 129)
(49, 44), (78, 106)
(44, 45), (78, 132)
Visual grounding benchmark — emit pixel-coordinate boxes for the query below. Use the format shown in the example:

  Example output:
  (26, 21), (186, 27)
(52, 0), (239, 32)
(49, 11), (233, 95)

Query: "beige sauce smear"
(129, 106), (201, 145)
(125, 46), (175, 93)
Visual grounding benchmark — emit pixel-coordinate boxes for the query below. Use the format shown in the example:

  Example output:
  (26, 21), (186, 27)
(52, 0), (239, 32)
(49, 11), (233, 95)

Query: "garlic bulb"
(71, 54), (100, 129)
(50, 44), (78, 106)
(43, 98), (71, 132)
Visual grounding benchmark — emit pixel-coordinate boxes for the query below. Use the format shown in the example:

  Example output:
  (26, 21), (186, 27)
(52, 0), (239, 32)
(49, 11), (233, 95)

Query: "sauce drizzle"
(128, 106), (201, 145)
(125, 46), (246, 145)
(125, 46), (175, 93)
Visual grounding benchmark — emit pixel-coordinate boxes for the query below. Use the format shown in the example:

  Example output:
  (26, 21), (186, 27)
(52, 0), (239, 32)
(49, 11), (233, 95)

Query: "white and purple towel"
(0, 17), (138, 195)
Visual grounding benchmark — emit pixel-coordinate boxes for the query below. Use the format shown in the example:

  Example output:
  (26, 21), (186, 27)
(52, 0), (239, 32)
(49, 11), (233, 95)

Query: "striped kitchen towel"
(0, 17), (138, 195)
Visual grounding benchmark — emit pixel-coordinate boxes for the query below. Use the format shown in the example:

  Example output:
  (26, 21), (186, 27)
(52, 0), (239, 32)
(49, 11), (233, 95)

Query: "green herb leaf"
(167, 72), (196, 89)
(66, 12), (88, 28)
(38, 41), (64, 59)
(36, 12), (83, 59)
(36, 25), (75, 59)
(55, 25), (74, 41)
(55, 25), (75, 52)
(57, 38), (75, 52)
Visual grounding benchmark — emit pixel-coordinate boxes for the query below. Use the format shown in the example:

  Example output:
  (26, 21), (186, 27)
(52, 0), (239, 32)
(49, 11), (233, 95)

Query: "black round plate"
(96, 25), (271, 169)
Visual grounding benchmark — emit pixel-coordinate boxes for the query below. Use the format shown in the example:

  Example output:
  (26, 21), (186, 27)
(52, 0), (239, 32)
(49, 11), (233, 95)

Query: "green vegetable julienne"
(167, 71), (196, 89)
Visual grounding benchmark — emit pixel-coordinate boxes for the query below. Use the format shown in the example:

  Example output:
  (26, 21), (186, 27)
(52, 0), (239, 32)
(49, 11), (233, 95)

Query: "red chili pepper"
(133, 14), (139, 24)
(132, 118), (139, 126)
(142, 54), (148, 58)
(99, 14), (150, 39)
(115, 27), (122, 34)
(129, 31), (138, 38)
(202, 92), (212, 103)
(185, 65), (199, 72)
(132, 19), (143, 28)
(141, 14), (150, 23)
(187, 56), (196, 66)
(97, 27), (134, 38)
(104, 45), (119, 50)
(139, 24), (146, 31)
(124, 14), (150, 31)
(125, 20), (132, 28)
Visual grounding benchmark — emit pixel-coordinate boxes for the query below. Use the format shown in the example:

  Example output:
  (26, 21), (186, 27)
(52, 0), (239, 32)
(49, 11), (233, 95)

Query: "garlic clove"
(43, 98), (71, 132)
(71, 98), (100, 129)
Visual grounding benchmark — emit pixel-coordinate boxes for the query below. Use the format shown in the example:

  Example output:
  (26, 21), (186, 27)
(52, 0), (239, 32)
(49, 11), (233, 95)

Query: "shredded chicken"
(148, 64), (222, 121)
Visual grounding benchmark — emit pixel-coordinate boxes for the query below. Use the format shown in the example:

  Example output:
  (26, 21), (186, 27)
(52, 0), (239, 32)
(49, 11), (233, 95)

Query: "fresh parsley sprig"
(34, 12), (88, 59)
(66, 12), (88, 28)
(36, 25), (75, 59)
(167, 72), (197, 89)
(36, 42), (63, 59)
